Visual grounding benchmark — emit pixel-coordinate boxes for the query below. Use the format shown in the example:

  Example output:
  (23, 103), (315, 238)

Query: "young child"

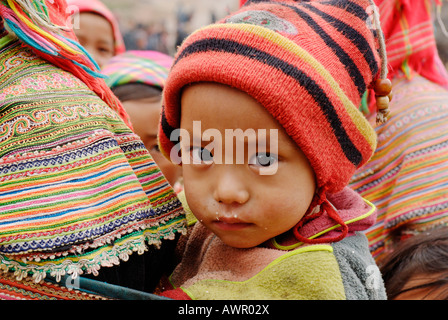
(156, 0), (388, 300)
(102, 50), (182, 189)
(67, 0), (125, 68)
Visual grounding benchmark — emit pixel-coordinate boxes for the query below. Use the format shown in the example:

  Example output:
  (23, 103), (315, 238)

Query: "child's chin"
(218, 235), (266, 249)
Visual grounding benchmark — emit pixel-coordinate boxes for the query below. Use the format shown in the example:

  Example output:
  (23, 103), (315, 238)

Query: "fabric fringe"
(0, 216), (187, 284)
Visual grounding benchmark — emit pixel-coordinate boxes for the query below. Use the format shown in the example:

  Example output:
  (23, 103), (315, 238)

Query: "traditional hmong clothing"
(160, 188), (386, 300)
(375, 0), (448, 89)
(0, 271), (110, 300)
(0, 1), (185, 299)
(351, 74), (448, 262)
(0, 0), (131, 127)
(350, 0), (448, 262)
(0, 33), (185, 292)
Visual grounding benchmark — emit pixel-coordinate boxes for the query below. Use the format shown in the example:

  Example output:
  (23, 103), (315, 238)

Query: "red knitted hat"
(159, 0), (385, 194)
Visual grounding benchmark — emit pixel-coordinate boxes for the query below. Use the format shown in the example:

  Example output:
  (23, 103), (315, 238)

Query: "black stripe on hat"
(280, 3), (367, 96)
(302, 3), (379, 78)
(173, 38), (363, 166)
(321, 0), (369, 21)
(321, 0), (378, 38)
(160, 108), (178, 144)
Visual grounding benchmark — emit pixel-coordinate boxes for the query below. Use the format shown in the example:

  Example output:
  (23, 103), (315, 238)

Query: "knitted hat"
(102, 50), (173, 90)
(160, 0), (387, 196)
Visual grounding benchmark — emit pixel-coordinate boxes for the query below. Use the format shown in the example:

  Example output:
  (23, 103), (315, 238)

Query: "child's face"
(123, 97), (182, 187)
(180, 83), (316, 248)
(74, 12), (115, 69)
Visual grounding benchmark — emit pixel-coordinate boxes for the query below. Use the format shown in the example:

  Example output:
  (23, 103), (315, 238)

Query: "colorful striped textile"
(349, 0), (448, 263)
(350, 74), (448, 262)
(0, 272), (170, 300)
(0, 273), (110, 300)
(0, 37), (186, 283)
(102, 50), (173, 90)
(375, 0), (448, 90)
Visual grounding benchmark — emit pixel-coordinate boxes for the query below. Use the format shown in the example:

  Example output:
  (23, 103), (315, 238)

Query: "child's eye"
(190, 146), (214, 165)
(248, 152), (278, 167)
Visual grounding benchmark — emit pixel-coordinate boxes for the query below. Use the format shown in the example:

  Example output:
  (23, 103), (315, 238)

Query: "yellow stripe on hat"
(190, 23), (377, 150)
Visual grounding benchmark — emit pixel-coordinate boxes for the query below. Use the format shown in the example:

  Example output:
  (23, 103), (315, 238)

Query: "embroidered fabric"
(0, 39), (186, 283)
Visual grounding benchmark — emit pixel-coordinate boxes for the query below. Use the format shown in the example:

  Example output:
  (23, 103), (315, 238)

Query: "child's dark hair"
(111, 83), (162, 102)
(380, 227), (448, 299)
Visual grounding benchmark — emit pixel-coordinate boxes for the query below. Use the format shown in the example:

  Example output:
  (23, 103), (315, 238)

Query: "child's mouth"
(212, 216), (252, 231)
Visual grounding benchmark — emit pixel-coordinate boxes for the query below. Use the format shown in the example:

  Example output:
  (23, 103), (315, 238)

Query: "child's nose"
(213, 166), (249, 205)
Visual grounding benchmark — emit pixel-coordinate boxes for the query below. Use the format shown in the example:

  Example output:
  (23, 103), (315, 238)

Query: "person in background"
(380, 227), (448, 299)
(102, 50), (182, 190)
(350, 0), (448, 264)
(156, 0), (388, 300)
(67, 0), (125, 68)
